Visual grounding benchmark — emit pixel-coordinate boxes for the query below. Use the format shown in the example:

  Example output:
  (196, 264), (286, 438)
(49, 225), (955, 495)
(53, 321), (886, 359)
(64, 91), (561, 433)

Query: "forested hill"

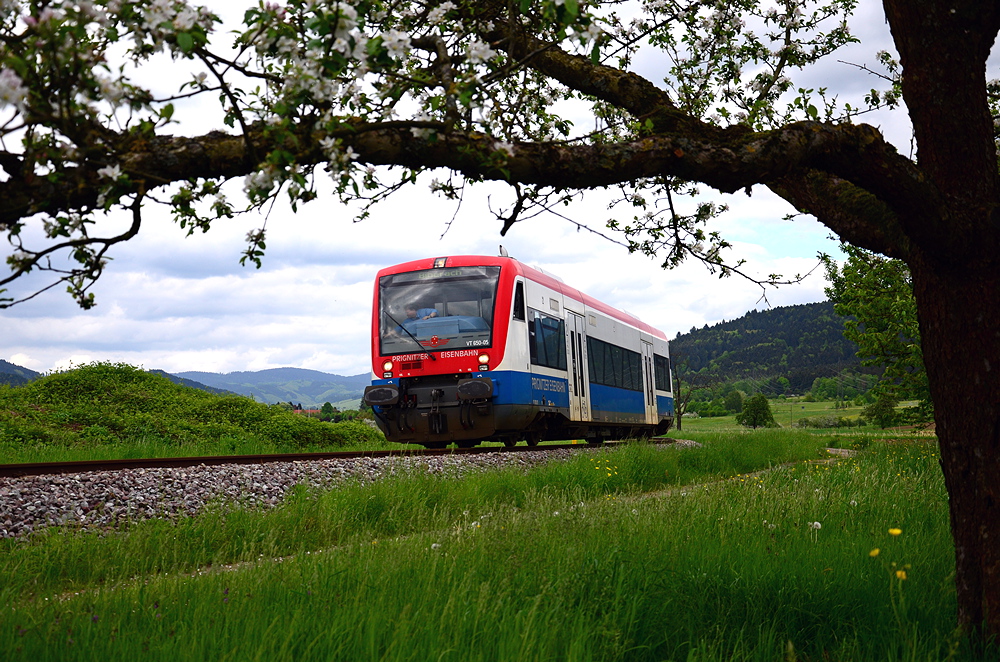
(670, 301), (865, 393)
(0, 359), (40, 386)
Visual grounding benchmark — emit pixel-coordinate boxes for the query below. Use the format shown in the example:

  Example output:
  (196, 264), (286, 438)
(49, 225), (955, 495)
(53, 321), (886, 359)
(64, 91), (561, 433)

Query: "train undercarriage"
(364, 374), (672, 448)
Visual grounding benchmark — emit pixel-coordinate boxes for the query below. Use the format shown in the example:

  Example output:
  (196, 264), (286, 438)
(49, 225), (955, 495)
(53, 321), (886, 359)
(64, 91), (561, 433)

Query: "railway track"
(0, 440), (644, 478)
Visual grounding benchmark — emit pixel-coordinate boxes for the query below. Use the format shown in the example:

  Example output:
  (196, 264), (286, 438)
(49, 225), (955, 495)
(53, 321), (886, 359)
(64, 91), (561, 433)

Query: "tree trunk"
(911, 251), (1000, 638)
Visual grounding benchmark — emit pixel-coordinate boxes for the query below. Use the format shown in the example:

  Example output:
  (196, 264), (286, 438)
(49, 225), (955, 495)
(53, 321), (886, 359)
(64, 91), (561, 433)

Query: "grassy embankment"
(1, 362), (917, 464)
(0, 363), (385, 464)
(0, 432), (973, 661)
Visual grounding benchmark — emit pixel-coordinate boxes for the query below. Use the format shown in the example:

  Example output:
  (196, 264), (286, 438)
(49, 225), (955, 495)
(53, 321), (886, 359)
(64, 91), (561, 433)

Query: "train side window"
(587, 336), (643, 392)
(654, 354), (671, 391)
(528, 308), (567, 370)
(513, 282), (526, 321)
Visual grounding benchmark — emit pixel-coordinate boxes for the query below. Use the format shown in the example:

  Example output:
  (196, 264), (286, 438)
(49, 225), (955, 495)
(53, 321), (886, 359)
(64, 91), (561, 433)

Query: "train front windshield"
(378, 266), (502, 355)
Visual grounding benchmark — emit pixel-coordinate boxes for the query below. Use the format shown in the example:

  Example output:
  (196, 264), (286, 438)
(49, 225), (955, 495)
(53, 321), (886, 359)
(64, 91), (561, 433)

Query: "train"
(363, 254), (675, 447)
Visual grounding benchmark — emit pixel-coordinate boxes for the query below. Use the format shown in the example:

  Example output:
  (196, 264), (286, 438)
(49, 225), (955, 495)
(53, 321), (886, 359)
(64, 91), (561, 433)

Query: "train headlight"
(477, 352), (490, 365)
(382, 360), (393, 372)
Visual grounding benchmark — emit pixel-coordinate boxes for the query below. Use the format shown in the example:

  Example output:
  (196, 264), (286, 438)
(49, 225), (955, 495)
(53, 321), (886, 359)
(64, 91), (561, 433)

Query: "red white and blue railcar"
(363, 255), (674, 447)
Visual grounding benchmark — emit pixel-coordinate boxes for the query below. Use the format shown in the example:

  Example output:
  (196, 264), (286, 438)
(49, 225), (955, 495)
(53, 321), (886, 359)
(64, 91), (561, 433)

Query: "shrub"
(793, 415), (865, 429)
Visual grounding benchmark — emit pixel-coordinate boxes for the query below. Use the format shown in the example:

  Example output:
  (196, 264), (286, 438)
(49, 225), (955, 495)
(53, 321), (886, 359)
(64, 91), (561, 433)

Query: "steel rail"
(0, 441), (648, 478)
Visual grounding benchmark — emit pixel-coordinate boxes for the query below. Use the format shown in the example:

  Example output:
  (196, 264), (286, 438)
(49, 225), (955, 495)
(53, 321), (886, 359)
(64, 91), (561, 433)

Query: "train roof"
(376, 255), (668, 341)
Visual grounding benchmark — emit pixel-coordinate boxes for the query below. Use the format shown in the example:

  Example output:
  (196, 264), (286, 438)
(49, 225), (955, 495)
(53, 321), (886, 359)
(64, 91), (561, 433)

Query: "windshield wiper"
(383, 312), (437, 361)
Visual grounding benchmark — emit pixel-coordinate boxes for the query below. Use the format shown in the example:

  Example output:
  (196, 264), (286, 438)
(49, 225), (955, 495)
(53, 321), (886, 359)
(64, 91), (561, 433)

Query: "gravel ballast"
(0, 449), (590, 539)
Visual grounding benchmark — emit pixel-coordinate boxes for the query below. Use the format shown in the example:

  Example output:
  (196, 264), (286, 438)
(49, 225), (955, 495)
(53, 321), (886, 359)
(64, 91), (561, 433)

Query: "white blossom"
(581, 22), (603, 42)
(97, 164), (122, 180)
(381, 28), (411, 59)
(244, 168), (277, 196)
(0, 68), (28, 112)
(427, 2), (455, 25)
(333, 3), (358, 39)
(173, 5), (198, 30)
(466, 39), (495, 64)
(95, 75), (125, 104)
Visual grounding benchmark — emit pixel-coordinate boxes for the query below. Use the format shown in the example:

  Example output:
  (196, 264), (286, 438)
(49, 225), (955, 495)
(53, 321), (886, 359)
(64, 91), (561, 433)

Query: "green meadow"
(0, 434), (974, 661)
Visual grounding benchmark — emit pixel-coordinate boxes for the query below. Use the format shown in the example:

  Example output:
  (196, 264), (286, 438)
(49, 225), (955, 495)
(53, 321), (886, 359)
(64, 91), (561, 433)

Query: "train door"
(641, 340), (657, 424)
(566, 311), (591, 422)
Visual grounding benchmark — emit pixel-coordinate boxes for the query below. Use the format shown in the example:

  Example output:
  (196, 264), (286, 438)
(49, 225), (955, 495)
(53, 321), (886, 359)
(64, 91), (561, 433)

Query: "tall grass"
(1, 436), (970, 660)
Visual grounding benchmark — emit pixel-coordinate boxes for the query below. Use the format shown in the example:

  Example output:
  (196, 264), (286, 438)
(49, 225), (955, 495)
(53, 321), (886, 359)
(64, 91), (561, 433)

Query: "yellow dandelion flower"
(889, 528), (902, 536)
(896, 570), (907, 580)
(869, 548), (880, 557)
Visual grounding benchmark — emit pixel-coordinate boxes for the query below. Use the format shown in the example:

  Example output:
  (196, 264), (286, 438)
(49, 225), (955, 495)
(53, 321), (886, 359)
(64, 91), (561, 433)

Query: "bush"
(793, 415), (865, 429)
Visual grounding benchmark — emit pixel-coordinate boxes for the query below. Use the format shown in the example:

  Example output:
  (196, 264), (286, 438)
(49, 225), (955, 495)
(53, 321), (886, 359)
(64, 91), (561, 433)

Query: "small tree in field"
(724, 390), (744, 414)
(736, 394), (777, 430)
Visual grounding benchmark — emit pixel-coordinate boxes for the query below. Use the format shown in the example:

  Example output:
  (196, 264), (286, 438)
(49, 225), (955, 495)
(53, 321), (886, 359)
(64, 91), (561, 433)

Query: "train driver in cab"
(398, 303), (438, 332)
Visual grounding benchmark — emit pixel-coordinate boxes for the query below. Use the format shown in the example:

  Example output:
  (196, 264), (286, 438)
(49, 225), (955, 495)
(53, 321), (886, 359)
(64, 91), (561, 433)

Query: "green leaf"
(176, 32), (194, 54)
(5, 55), (28, 78)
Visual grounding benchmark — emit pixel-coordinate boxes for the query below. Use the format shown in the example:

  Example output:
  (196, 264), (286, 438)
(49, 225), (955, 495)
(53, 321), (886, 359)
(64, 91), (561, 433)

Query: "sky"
(2, 1), (913, 377)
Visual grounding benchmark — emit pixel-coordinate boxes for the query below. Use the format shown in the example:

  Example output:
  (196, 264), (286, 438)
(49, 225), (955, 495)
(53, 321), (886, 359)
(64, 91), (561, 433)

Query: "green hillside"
(0, 359), (40, 387)
(671, 301), (874, 396)
(0, 363), (381, 459)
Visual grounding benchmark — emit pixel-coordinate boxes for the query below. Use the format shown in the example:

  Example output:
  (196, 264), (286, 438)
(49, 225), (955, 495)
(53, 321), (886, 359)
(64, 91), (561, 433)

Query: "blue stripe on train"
(587, 383), (645, 415)
(490, 370), (571, 409)
(657, 394), (675, 418)
(373, 373), (674, 419)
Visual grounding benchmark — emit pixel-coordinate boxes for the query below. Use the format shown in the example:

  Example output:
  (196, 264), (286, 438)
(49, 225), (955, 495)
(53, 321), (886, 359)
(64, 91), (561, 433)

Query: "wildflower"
(870, 548), (880, 557)
(889, 528), (902, 536)
(431, 543), (441, 550)
(896, 569), (907, 580)
(810, 521), (822, 530)
(850, 500), (857, 506)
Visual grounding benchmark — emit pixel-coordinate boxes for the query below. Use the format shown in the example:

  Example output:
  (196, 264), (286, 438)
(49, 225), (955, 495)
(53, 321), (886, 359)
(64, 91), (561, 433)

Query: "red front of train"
(364, 255), (523, 447)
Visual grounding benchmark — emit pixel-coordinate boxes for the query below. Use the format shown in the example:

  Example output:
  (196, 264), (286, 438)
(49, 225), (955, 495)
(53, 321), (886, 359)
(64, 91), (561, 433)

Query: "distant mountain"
(670, 301), (870, 393)
(174, 367), (371, 409)
(147, 370), (237, 397)
(0, 359), (41, 387)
